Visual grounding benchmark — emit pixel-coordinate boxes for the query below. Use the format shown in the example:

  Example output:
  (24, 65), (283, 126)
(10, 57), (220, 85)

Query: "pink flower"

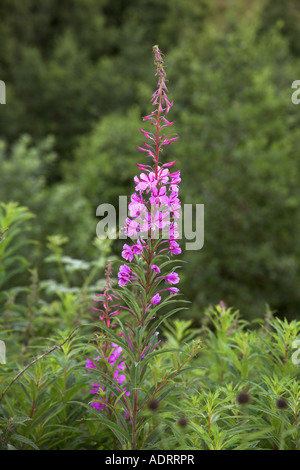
(151, 293), (161, 305)
(118, 264), (132, 287)
(90, 401), (107, 411)
(165, 272), (180, 284)
(149, 185), (169, 207)
(168, 192), (181, 219)
(168, 287), (179, 294)
(126, 218), (140, 238)
(169, 222), (180, 240)
(170, 171), (181, 185)
(169, 239), (181, 255)
(108, 343), (123, 365)
(151, 265), (160, 273)
(157, 166), (170, 183)
(85, 358), (98, 371)
(129, 200), (146, 218)
(90, 383), (104, 394)
(114, 370), (126, 385)
(132, 239), (144, 255)
(122, 244), (134, 262)
(150, 210), (170, 232)
(134, 172), (157, 192)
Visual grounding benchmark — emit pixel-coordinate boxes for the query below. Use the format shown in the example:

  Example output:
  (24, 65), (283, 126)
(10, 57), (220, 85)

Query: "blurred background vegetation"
(1, 0), (300, 322)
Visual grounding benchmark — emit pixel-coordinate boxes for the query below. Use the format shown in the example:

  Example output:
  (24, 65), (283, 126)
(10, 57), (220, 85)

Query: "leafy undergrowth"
(1, 303), (299, 450)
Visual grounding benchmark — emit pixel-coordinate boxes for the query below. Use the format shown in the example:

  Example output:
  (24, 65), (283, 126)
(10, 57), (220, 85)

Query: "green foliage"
(1, 0), (300, 320)
(0, 136), (95, 262)
(168, 14), (300, 319)
(145, 305), (300, 451)
(0, 332), (103, 450)
(261, 0), (300, 55)
(0, 135), (55, 208)
(0, 207), (300, 450)
(0, 204), (119, 449)
(66, 107), (143, 208)
(2, 304), (300, 450)
(0, 202), (34, 292)
(74, 304), (300, 450)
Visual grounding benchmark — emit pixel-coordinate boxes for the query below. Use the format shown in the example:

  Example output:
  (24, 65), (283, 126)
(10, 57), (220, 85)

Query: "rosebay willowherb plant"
(85, 46), (199, 450)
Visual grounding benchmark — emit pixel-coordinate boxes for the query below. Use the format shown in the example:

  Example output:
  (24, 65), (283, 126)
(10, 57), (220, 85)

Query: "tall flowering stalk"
(87, 46), (199, 450)
(119, 45), (182, 313)
(118, 45), (187, 450)
(86, 262), (131, 419)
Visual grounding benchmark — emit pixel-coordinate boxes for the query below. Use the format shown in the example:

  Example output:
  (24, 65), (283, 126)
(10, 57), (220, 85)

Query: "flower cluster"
(118, 46), (181, 304)
(126, 165), (182, 243)
(86, 341), (130, 412)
